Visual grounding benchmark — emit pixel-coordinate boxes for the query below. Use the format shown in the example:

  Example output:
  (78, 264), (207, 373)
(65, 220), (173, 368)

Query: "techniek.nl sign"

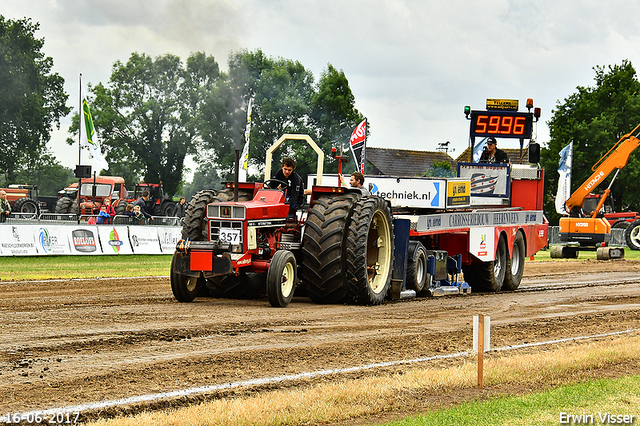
(307, 174), (447, 209)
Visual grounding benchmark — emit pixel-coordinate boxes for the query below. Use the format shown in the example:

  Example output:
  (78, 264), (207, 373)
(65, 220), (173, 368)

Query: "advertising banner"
(457, 163), (510, 198)
(469, 227), (495, 262)
(97, 226), (133, 255)
(36, 225), (72, 255)
(68, 226), (101, 255)
(0, 225), (39, 256)
(129, 226), (162, 254)
(157, 227), (182, 253)
(307, 174), (448, 209)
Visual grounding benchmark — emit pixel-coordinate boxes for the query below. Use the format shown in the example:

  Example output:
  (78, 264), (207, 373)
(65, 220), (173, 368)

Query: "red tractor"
(55, 179), (177, 217)
(123, 182), (177, 217)
(170, 134), (394, 307)
(55, 176), (128, 215)
(0, 185), (42, 218)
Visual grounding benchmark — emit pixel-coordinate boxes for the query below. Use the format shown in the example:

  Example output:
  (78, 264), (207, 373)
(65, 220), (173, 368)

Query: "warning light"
(526, 98), (534, 110)
(534, 107), (541, 120)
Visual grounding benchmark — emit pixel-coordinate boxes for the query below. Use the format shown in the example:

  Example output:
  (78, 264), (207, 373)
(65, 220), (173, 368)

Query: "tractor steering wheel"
(264, 179), (289, 193)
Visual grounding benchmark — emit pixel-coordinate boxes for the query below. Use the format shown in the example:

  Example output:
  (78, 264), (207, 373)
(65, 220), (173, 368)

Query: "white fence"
(0, 223), (182, 256)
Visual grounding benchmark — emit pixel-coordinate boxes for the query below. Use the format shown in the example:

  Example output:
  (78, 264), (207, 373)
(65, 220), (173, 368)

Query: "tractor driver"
(271, 157), (304, 220)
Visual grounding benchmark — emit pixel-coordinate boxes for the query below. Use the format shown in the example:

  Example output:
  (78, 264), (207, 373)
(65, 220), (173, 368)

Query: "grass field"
(87, 335), (640, 426)
(2, 246), (639, 281)
(0, 254), (173, 281)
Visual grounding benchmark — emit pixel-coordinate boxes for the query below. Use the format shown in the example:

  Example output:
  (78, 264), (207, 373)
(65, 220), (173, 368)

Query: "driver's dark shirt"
(274, 169), (304, 210)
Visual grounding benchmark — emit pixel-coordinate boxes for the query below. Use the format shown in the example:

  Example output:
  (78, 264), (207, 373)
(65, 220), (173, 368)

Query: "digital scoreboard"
(469, 110), (533, 139)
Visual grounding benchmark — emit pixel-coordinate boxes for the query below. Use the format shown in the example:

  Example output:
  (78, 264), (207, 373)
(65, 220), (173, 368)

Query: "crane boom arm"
(564, 125), (640, 215)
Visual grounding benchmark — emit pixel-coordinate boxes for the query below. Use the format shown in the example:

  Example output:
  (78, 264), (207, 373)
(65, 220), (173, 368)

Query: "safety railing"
(1, 212), (182, 226)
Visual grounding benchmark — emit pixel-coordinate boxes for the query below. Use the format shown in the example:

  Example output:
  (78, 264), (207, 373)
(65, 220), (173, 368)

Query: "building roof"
(366, 147), (456, 177)
(455, 147), (531, 164)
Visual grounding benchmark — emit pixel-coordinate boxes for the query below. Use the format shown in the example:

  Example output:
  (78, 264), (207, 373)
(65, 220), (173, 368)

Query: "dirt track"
(2, 259), (640, 422)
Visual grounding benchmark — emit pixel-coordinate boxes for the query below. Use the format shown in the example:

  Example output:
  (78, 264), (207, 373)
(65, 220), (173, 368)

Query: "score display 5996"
(469, 111), (533, 139)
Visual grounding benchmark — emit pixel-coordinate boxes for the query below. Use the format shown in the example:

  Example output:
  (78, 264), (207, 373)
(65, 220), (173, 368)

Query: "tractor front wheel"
(170, 254), (203, 302)
(267, 250), (297, 307)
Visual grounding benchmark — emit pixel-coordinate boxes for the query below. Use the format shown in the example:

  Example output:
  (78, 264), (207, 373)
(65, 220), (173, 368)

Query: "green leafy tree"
(423, 160), (456, 178)
(542, 60), (640, 224)
(14, 153), (75, 196)
(303, 64), (366, 177)
(197, 50), (364, 188)
(69, 52), (221, 196)
(0, 16), (70, 182)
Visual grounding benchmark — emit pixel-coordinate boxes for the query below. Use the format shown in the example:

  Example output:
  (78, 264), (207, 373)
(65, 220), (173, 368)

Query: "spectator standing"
(349, 172), (370, 196)
(96, 205), (111, 224)
(0, 190), (11, 223)
(176, 197), (187, 218)
(132, 205), (146, 223)
(102, 198), (116, 224)
(133, 191), (153, 220)
(124, 204), (135, 223)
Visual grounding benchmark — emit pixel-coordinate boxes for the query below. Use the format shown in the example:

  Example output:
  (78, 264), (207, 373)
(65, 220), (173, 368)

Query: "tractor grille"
(208, 204), (246, 219)
(209, 220), (243, 244)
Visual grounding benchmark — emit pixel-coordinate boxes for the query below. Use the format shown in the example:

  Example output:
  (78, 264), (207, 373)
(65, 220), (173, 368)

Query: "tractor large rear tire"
(502, 231), (525, 291)
(302, 193), (359, 304)
(345, 197), (394, 305)
(182, 190), (218, 240)
(463, 234), (507, 292)
(55, 197), (75, 214)
(625, 219), (640, 250)
(160, 200), (177, 217)
(114, 200), (129, 216)
(13, 197), (39, 218)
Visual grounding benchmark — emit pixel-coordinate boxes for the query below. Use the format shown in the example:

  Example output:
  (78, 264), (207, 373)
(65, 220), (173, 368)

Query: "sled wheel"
(407, 241), (428, 293)
(267, 250), (297, 307)
(503, 231), (525, 291)
(464, 234), (507, 292)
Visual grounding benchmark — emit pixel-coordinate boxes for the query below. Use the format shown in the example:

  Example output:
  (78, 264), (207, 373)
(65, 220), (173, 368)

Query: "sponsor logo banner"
(0, 225), (39, 256)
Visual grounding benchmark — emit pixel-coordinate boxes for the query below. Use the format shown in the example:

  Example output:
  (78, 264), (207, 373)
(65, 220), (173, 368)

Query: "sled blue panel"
(392, 218), (411, 293)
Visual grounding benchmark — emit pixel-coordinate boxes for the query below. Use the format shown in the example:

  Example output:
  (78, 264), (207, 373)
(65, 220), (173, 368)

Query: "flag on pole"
(349, 119), (367, 173)
(555, 141), (573, 215)
(238, 97), (253, 182)
(80, 79), (109, 170)
(473, 137), (489, 162)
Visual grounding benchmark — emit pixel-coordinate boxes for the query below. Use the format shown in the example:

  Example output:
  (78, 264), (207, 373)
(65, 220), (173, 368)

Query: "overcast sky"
(5, 0), (640, 176)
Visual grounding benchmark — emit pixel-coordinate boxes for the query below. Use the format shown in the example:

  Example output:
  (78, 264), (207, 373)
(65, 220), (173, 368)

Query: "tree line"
(4, 15), (640, 223)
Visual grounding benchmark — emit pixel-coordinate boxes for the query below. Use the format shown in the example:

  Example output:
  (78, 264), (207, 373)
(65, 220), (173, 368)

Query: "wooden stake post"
(473, 315), (490, 389)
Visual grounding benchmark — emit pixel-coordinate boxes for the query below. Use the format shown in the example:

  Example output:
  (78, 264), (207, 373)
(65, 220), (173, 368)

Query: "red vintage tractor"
(170, 134), (395, 307)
